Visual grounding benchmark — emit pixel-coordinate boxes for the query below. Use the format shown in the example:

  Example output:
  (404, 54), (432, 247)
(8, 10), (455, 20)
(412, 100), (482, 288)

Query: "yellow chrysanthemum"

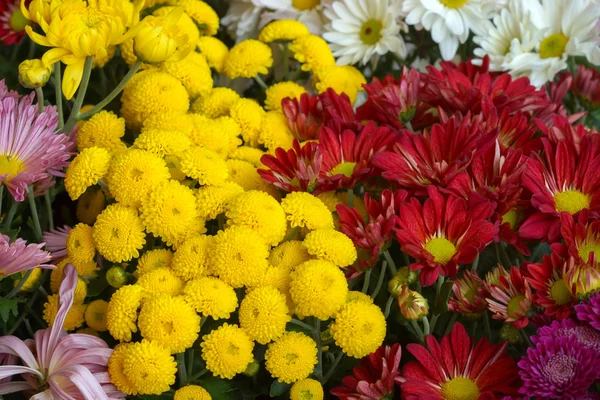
(183, 276), (238, 318)
(265, 331), (317, 383)
(12, 268), (42, 292)
(77, 188), (105, 225)
(50, 258), (99, 292)
(160, 51), (213, 99)
(210, 225), (270, 288)
(302, 229), (357, 267)
(137, 267), (184, 297)
(201, 323), (255, 379)
(315, 65), (366, 104)
(43, 294), (87, 331)
(85, 299), (109, 331)
(66, 223), (96, 264)
(137, 249), (173, 276)
(289, 35), (335, 72)
(249, 264), (292, 296)
(77, 327), (100, 337)
(281, 192), (334, 230)
(171, 234), (213, 280)
(133, 128), (192, 157)
(122, 340), (177, 395)
(107, 284), (144, 342)
(153, 6), (200, 46)
(92, 45), (117, 68)
(269, 240), (312, 271)
(76, 111), (126, 152)
(106, 149), (170, 208)
(259, 111), (294, 152)
(197, 36), (228, 73)
(224, 39), (273, 79)
(191, 87), (240, 118)
(228, 146), (264, 168)
(165, 155), (186, 181)
(259, 20), (310, 43)
(226, 159), (279, 198)
(174, 385), (212, 400)
(120, 70), (189, 130)
(179, 146), (229, 185)
(290, 379), (324, 400)
(93, 204), (146, 263)
(226, 190), (287, 246)
(239, 286), (290, 344)
(316, 192), (340, 212)
(195, 182), (244, 220)
(188, 114), (241, 158)
(140, 180), (199, 246)
(173, 0), (219, 36)
(73, 277), (88, 304)
(65, 147), (111, 200)
(290, 259), (348, 320)
(346, 291), (374, 305)
(230, 99), (266, 148)
(141, 111), (194, 136)
(119, 39), (140, 67)
(108, 344), (137, 395)
(265, 82), (307, 111)
(138, 293), (200, 353)
(330, 301), (386, 358)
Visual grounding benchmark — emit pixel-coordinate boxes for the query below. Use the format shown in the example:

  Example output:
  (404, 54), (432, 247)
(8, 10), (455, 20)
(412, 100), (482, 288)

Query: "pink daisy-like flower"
(0, 233), (54, 277)
(0, 0), (29, 45)
(576, 293), (600, 332)
(486, 266), (533, 329)
(42, 225), (72, 261)
(0, 80), (73, 202)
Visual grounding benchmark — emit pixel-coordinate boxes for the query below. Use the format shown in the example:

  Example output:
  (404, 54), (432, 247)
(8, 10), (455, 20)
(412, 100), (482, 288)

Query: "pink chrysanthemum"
(42, 225), (72, 261)
(576, 293), (600, 332)
(448, 270), (490, 316)
(486, 266), (533, 329)
(0, 233), (54, 277)
(533, 318), (600, 354)
(0, 0), (28, 45)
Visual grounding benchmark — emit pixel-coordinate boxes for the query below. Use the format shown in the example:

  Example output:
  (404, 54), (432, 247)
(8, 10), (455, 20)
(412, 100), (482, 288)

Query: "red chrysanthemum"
(449, 270), (490, 316)
(552, 210), (600, 264)
(0, 0), (29, 45)
(398, 323), (521, 399)
(332, 344), (402, 400)
(319, 88), (362, 134)
(572, 64), (600, 107)
(395, 186), (494, 286)
(486, 266), (533, 329)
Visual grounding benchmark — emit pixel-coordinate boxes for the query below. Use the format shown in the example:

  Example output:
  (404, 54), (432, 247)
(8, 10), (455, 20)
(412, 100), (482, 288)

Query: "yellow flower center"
(553, 190), (590, 215)
(360, 19), (383, 45)
(578, 243), (600, 263)
(549, 279), (573, 306)
(292, 0), (320, 10)
(329, 161), (357, 178)
(0, 155), (25, 182)
(424, 237), (457, 265)
(440, 0), (469, 9)
(507, 294), (526, 319)
(441, 377), (480, 400)
(540, 33), (569, 59)
(9, 9), (29, 32)
(502, 209), (519, 230)
(299, 390), (316, 400)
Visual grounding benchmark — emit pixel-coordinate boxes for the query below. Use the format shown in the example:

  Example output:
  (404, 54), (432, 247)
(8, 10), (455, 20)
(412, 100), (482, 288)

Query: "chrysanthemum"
(174, 385), (212, 400)
(191, 87), (240, 118)
(201, 323), (255, 379)
(76, 188), (105, 225)
(314, 65), (366, 105)
(258, 111), (295, 152)
(281, 192), (334, 231)
(65, 223), (96, 265)
(280, 93), (323, 141)
(0, 233), (53, 277)
(108, 343), (137, 395)
(106, 284), (144, 342)
(291, 379), (323, 400)
(265, 331), (317, 383)
(230, 98), (266, 147)
(265, 82), (307, 111)
(572, 64), (600, 107)
(239, 286), (291, 344)
(227, 158), (279, 195)
(197, 36), (229, 73)
(183, 276), (238, 318)
(259, 19), (310, 42)
(64, 147), (111, 201)
(534, 318), (600, 353)
(302, 228), (357, 268)
(137, 267), (184, 297)
(84, 299), (109, 331)
(42, 225), (71, 261)
(121, 340), (177, 395)
(268, 240), (312, 271)
(486, 266), (534, 329)
(179, 146), (229, 185)
(171, 234), (213, 281)
(137, 249), (173, 276)
(12, 267), (43, 292)
(93, 204), (146, 263)
(50, 258), (98, 292)
(160, 51), (213, 99)
(43, 292), (87, 331)
(289, 34), (335, 72)
(576, 292), (600, 331)
(224, 39), (273, 79)
(0, 0), (28, 45)
(195, 182), (244, 220)
(330, 301), (386, 358)
(399, 323), (521, 398)
(142, 111), (194, 136)
(77, 110), (126, 152)
(132, 128), (191, 157)
(448, 270), (490, 316)
(188, 115), (241, 158)
(175, 0), (219, 35)
(229, 146), (265, 167)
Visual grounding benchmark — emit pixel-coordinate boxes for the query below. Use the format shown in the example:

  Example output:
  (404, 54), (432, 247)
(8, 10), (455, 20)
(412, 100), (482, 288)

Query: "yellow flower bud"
(18, 59), (52, 89)
(388, 276), (405, 298)
(242, 360), (260, 377)
(106, 265), (128, 288)
(397, 287), (428, 321)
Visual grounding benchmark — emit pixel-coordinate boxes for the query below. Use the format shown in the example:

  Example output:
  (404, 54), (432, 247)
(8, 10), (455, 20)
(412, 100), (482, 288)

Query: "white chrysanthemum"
(222, 1), (263, 42)
(323, 0), (406, 65)
(402, 0), (496, 60)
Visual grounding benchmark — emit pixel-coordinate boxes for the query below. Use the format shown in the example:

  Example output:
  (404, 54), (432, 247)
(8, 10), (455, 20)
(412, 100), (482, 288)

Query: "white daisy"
(322, 0), (407, 66)
(222, 0), (264, 42)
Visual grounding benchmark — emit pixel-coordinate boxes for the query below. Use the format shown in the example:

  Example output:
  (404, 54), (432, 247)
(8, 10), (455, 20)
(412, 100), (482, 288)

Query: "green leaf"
(432, 281), (454, 315)
(0, 297), (25, 323)
(269, 380), (291, 397)
(201, 377), (237, 400)
(138, 394), (172, 400)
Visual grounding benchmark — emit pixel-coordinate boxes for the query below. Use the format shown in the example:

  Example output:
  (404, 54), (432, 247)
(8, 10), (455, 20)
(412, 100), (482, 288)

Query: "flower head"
(268, 240), (312, 271)
(106, 284), (144, 342)
(85, 299), (108, 332)
(159, 51), (213, 98)
(302, 228), (357, 268)
(265, 81), (307, 111)
(65, 146), (110, 200)
(265, 331), (317, 383)
(195, 182), (244, 220)
(118, 340), (177, 395)
(183, 277), (238, 319)
(281, 192), (334, 230)
(18, 58), (51, 88)
(330, 301), (386, 358)
(42, 225), (71, 260)
(93, 204), (146, 263)
(0, 233), (54, 277)
(174, 385), (211, 400)
(197, 36), (228, 73)
(239, 286), (291, 344)
(291, 379), (323, 400)
(192, 87), (239, 118)
(533, 318), (600, 354)
(259, 19), (310, 42)
(486, 266), (534, 329)
(201, 323), (254, 379)
(289, 34), (335, 72)
(77, 110), (126, 152)
(449, 269), (489, 316)
(0, 0), (28, 45)
(576, 293), (600, 331)
(224, 39), (273, 79)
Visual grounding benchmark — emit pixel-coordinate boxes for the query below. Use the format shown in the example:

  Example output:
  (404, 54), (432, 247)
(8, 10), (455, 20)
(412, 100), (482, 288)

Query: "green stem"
(4, 198), (18, 230)
(347, 188), (354, 208)
(217, 214), (225, 231)
(54, 63), (64, 128)
(282, 45), (290, 80)
(470, 321), (478, 338)
(177, 353), (187, 386)
(520, 329), (534, 348)
(321, 352), (343, 384)
(429, 314), (439, 333)
(27, 185), (43, 242)
(78, 61), (142, 120)
(187, 349), (194, 380)
(471, 253), (480, 271)
(422, 316), (430, 336)
(384, 295), (395, 319)
(483, 312), (492, 342)
(289, 318), (313, 330)
(44, 192), (54, 231)
(410, 320), (425, 342)
(6, 269), (33, 299)
(444, 313), (458, 336)
(370, 260), (387, 299)
(495, 242), (512, 269)
(254, 75), (269, 90)
(63, 56), (94, 135)
(313, 318), (323, 380)
(383, 250), (397, 276)
(435, 275), (444, 295)
(35, 88), (44, 113)
(6, 283), (40, 335)
(361, 269), (372, 293)
(402, 251), (410, 267)
(187, 368), (208, 383)
(404, 120), (414, 132)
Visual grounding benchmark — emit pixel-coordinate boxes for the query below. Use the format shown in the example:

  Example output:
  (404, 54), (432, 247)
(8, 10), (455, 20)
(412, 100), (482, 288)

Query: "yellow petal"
(20, 0), (31, 20)
(164, 6), (184, 29)
(25, 26), (51, 47)
(62, 58), (85, 100)
(41, 47), (70, 66)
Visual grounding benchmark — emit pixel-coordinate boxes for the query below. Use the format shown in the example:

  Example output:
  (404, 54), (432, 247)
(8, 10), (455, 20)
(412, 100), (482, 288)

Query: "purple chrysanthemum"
(0, 234), (54, 276)
(576, 293), (600, 331)
(533, 318), (600, 353)
(518, 335), (600, 398)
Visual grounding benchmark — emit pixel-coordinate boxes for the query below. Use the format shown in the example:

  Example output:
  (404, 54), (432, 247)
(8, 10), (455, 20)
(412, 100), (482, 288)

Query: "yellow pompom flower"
(197, 36), (228, 73)
(142, 111), (194, 136)
(122, 340), (177, 395)
(65, 147), (111, 200)
(77, 188), (105, 225)
(230, 99), (265, 147)
(137, 249), (173, 275)
(188, 115), (241, 158)
(179, 146), (229, 185)
(85, 299), (109, 331)
(302, 229), (357, 267)
(346, 291), (374, 305)
(239, 286), (290, 344)
(120, 70), (189, 130)
(226, 190), (287, 246)
(133, 128), (192, 157)
(174, 385), (212, 400)
(226, 159), (279, 198)
(315, 65), (366, 105)
(140, 180), (199, 246)
(211, 225), (270, 288)
(195, 182), (244, 220)
(265, 331), (317, 383)
(160, 51), (213, 99)
(50, 258), (99, 292)
(290, 260), (348, 320)
(74, 277), (88, 304)
(289, 35), (335, 72)
(166, 155), (186, 181)
(265, 82), (307, 111)
(191, 87), (239, 118)
(77, 327), (100, 337)
(12, 268), (42, 292)
(171, 234), (213, 280)
(138, 293), (200, 353)
(183, 277), (238, 318)
(106, 284), (144, 342)
(106, 149), (170, 208)
(281, 192), (334, 230)
(137, 267), (184, 297)
(224, 39), (273, 79)
(249, 264), (291, 297)
(316, 192), (340, 212)
(290, 379), (324, 400)
(93, 204), (146, 263)
(43, 294), (87, 331)
(268, 240), (312, 271)
(108, 343), (137, 395)
(201, 324), (255, 379)
(174, 0), (219, 36)
(259, 111), (294, 152)
(76, 111), (126, 152)
(259, 20), (310, 43)
(330, 301), (386, 358)
(66, 223), (96, 264)
(229, 146), (264, 168)
(153, 6), (200, 47)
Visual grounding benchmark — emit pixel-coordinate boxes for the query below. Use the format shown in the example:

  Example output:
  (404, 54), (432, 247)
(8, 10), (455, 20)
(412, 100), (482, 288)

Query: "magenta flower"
(576, 293), (600, 332)
(0, 80), (73, 202)
(42, 225), (72, 261)
(0, 234), (54, 277)
(0, 264), (124, 399)
(533, 318), (600, 354)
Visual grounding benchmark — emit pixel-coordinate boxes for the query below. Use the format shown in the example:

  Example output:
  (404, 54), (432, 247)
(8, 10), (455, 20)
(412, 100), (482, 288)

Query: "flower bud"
(18, 59), (52, 89)
(387, 276), (405, 298)
(243, 360), (260, 377)
(500, 323), (521, 345)
(388, 267), (417, 297)
(397, 287), (428, 321)
(106, 265), (128, 288)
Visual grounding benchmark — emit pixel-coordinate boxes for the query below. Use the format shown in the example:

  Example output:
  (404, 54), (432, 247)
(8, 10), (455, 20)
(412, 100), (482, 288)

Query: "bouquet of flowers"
(0, 0), (599, 398)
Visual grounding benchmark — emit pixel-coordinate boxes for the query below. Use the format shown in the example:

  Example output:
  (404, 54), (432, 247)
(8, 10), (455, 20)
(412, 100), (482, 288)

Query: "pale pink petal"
(0, 381), (35, 394)
(0, 336), (39, 370)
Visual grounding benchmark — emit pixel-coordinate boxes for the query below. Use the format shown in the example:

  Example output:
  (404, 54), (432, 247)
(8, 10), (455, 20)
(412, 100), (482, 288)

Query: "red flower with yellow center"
(449, 270), (490, 316)
(486, 266), (533, 329)
(554, 210), (600, 264)
(0, 0), (29, 45)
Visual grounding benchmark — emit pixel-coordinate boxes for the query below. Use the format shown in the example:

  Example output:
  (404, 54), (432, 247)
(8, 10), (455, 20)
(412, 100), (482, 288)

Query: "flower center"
(292, 0), (320, 10)
(553, 190), (590, 215)
(440, 0), (469, 8)
(424, 237), (456, 265)
(507, 294), (526, 319)
(299, 389), (316, 400)
(549, 279), (573, 306)
(539, 33), (569, 59)
(360, 19), (383, 45)
(9, 9), (29, 32)
(578, 243), (600, 263)
(542, 354), (577, 384)
(441, 377), (480, 400)
(0, 155), (25, 182)
(329, 161), (356, 178)
(501, 209), (519, 230)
